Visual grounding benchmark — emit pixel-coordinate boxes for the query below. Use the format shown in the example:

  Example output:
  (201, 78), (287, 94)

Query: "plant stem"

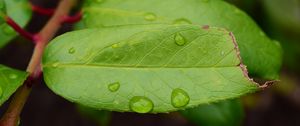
(5, 16), (36, 41)
(0, 0), (77, 126)
(30, 3), (55, 16)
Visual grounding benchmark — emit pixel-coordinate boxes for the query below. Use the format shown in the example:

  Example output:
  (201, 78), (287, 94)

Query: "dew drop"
(173, 18), (192, 25)
(144, 13), (157, 21)
(108, 82), (120, 92)
(129, 96), (153, 113)
(9, 74), (18, 79)
(174, 33), (186, 46)
(171, 88), (190, 108)
(52, 62), (59, 68)
(3, 26), (14, 35)
(111, 44), (119, 48)
(68, 47), (76, 54)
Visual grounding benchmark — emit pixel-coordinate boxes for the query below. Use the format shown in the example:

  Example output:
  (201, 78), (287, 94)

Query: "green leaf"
(263, 0), (300, 34)
(43, 24), (259, 113)
(0, 0), (5, 23)
(0, 0), (32, 48)
(78, 0), (282, 80)
(0, 0), (5, 13)
(180, 99), (244, 126)
(0, 65), (28, 105)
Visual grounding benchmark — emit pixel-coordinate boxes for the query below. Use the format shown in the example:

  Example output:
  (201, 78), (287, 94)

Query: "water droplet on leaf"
(144, 13), (157, 21)
(111, 44), (119, 48)
(129, 96), (153, 113)
(52, 62), (59, 68)
(108, 82), (120, 92)
(68, 47), (76, 54)
(174, 33), (186, 46)
(221, 51), (225, 56)
(171, 88), (190, 108)
(9, 74), (18, 79)
(173, 18), (192, 24)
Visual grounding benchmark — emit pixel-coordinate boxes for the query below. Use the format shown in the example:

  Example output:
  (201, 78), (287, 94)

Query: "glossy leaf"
(180, 99), (244, 126)
(0, 65), (28, 105)
(78, 0), (282, 80)
(0, 0), (32, 48)
(43, 24), (259, 113)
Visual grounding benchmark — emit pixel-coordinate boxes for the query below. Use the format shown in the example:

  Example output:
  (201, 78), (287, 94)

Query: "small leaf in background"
(77, 0), (282, 80)
(0, 64), (28, 105)
(43, 24), (259, 113)
(262, 0), (300, 73)
(180, 99), (244, 126)
(0, 0), (32, 48)
(263, 0), (300, 34)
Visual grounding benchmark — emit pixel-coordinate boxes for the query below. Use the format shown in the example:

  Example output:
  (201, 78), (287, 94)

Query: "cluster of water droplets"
(105, 80), (191, 113)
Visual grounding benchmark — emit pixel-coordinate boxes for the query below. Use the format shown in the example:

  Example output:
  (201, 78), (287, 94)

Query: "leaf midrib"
(43, 63), (240, 69)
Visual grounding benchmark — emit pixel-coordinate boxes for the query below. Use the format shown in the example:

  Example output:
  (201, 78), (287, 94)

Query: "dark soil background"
(1, 0), (300, 126)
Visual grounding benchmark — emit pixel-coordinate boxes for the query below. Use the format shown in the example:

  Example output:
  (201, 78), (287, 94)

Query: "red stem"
(5, 16), (37, 42)
(30, 3), (55, 16)
(0, 0), (77, 125)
